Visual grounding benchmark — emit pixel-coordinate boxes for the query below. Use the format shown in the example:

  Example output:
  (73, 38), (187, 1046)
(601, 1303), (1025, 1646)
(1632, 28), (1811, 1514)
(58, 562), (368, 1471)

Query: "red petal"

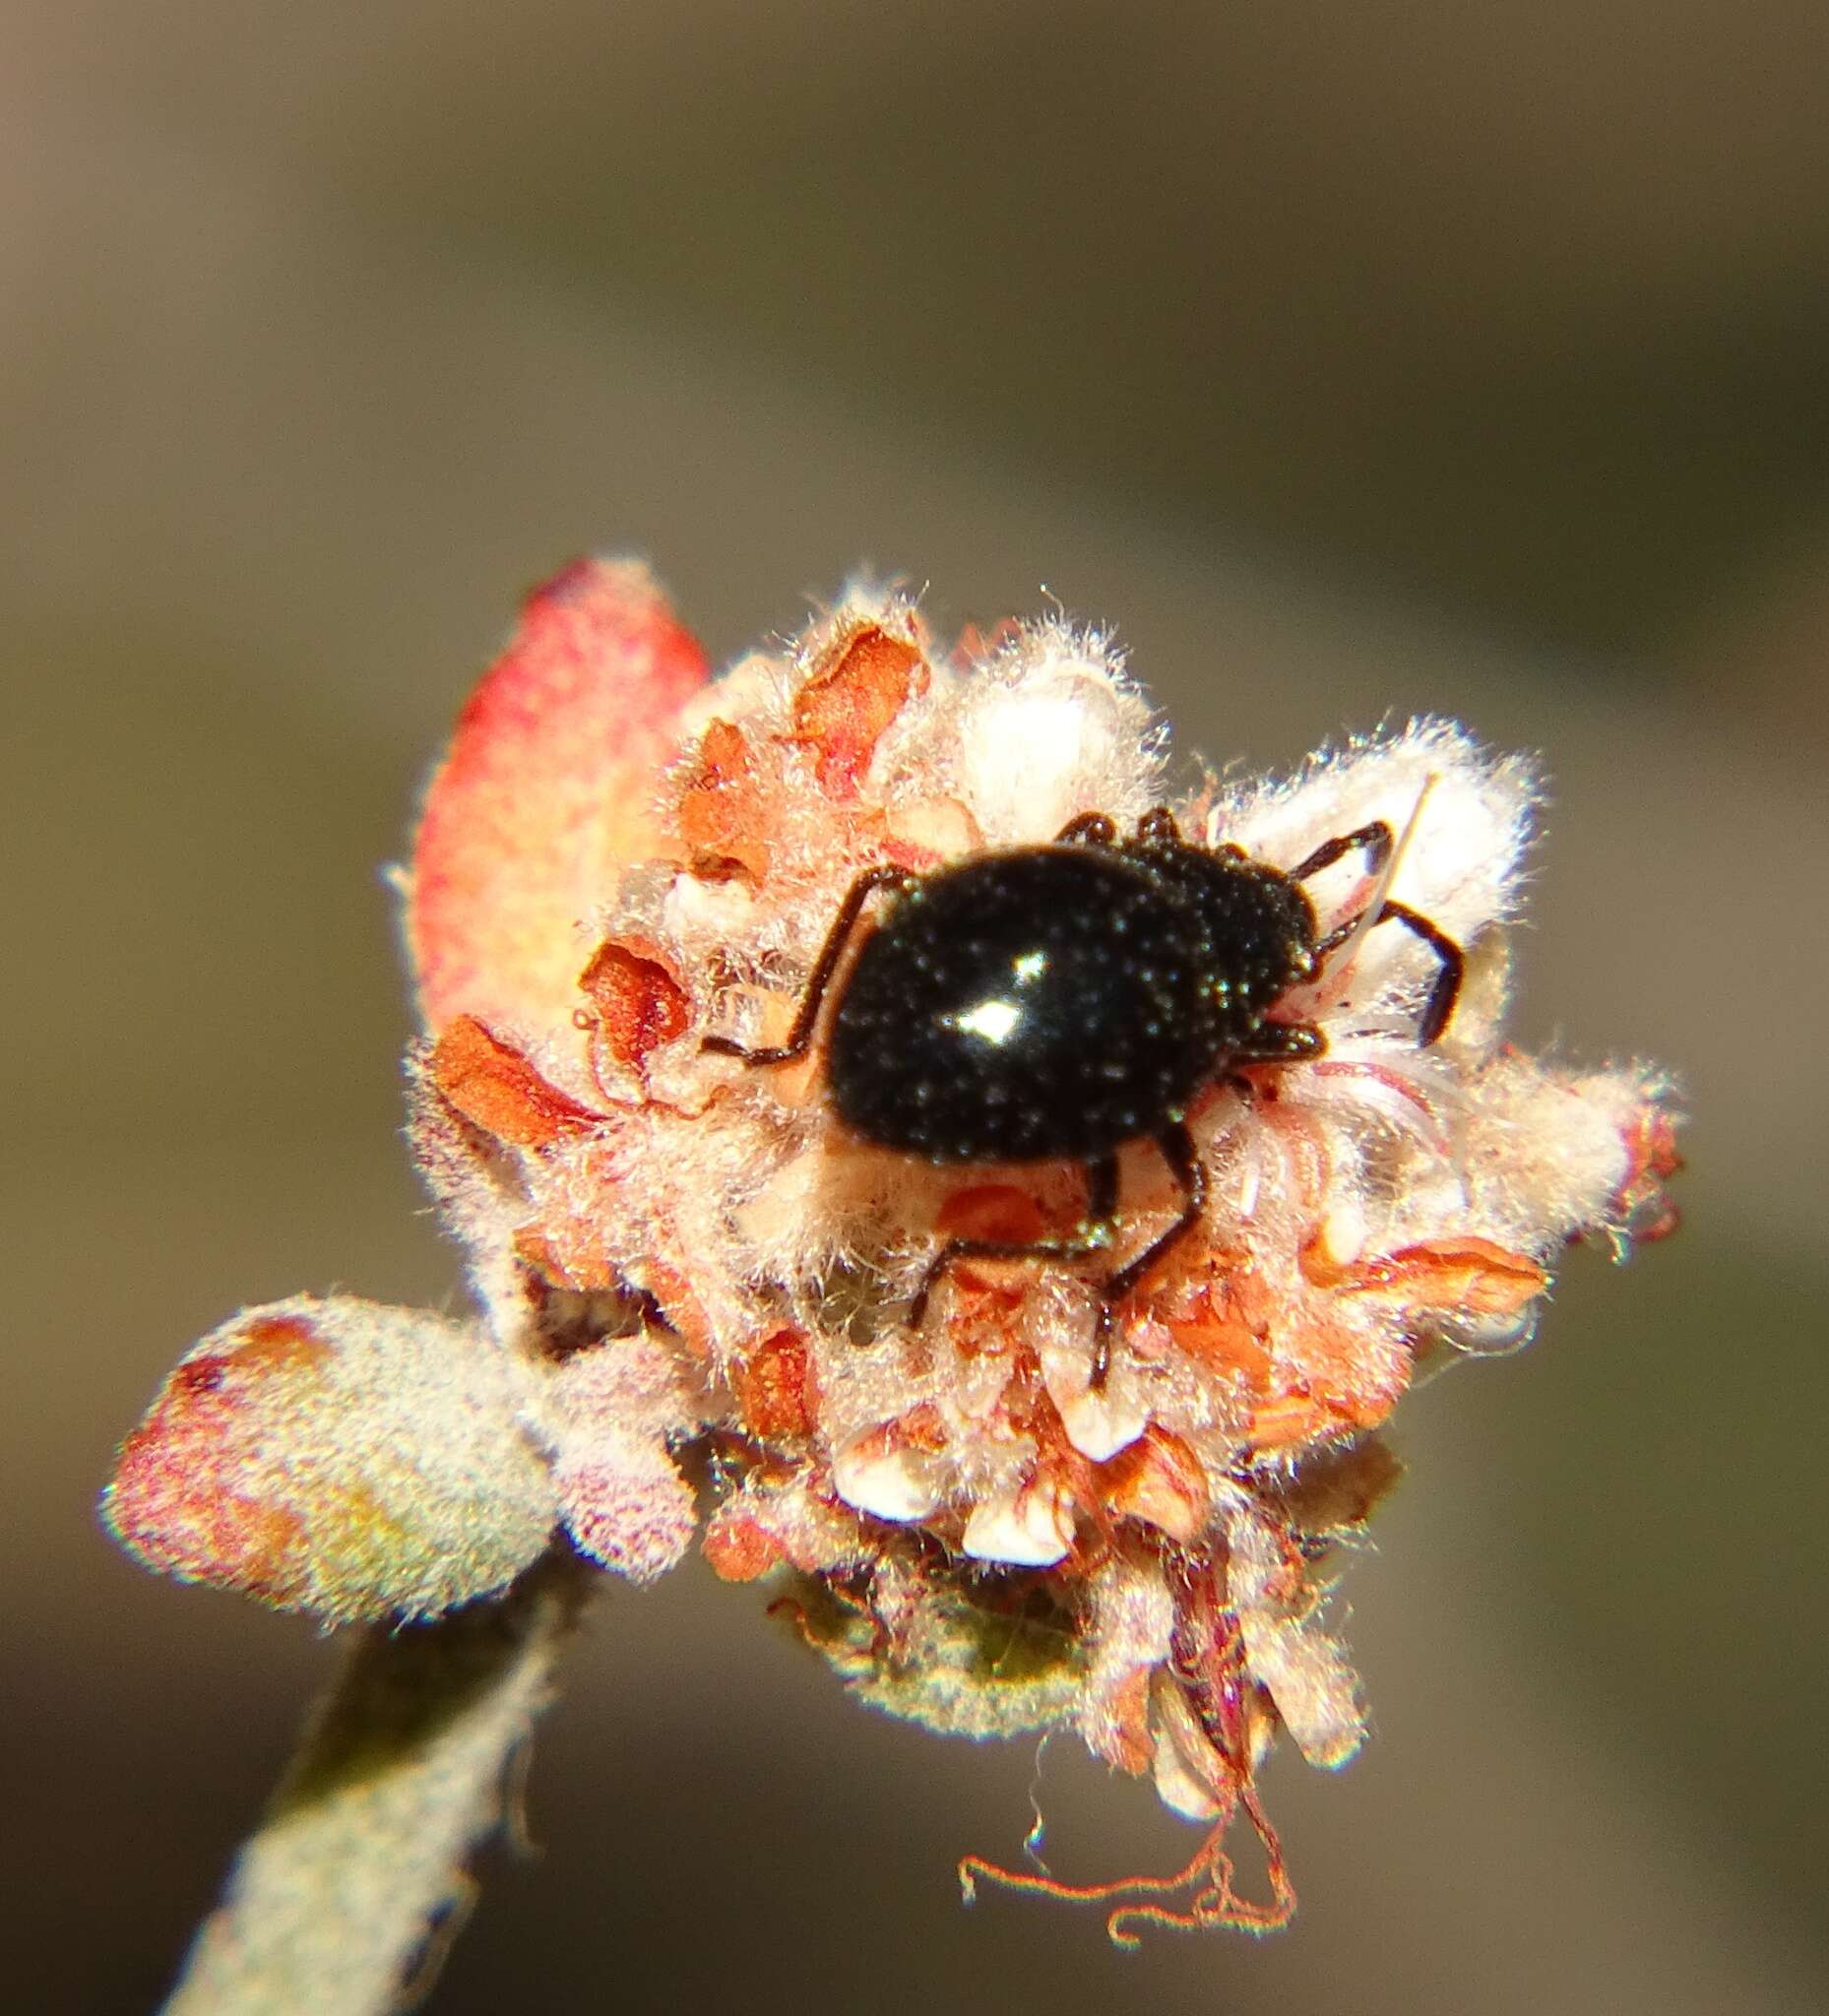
(409, 559), (709, 1039)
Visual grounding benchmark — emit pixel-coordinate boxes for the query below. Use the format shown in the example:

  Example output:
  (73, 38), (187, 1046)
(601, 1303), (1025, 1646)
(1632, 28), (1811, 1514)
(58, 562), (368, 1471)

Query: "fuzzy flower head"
(105, 561), (1679, 1938)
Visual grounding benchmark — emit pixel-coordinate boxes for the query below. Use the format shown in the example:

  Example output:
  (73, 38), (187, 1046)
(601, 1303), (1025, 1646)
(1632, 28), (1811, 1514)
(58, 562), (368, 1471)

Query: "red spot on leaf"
(225, 1313), (334, 1374)
(106, 1397), (310, 1606)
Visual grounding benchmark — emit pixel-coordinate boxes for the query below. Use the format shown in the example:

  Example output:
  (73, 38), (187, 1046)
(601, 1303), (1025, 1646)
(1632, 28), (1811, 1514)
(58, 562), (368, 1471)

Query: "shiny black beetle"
(706, 807), (1462, 1385)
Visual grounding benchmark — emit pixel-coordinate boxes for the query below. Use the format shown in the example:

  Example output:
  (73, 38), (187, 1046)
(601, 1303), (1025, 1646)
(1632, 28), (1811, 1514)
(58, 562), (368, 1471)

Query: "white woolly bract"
(950, 620), (1165, 845)
(1214, 717), (1540, 941)
(540, 1335), (702, 1581)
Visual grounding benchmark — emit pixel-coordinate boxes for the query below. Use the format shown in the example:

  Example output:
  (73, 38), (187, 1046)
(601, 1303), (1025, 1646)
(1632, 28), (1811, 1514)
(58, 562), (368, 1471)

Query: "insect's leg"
(1091, 1122), (1207, 1390)
(1289, 821), (1393, 884)
(1055, 811), (1117, 846)
(702, 863), (915, 1066)
(1376, 901), (1464, 1045)
(1309, 900), (1465, 1047)
(909, 1155), (1120, 1328)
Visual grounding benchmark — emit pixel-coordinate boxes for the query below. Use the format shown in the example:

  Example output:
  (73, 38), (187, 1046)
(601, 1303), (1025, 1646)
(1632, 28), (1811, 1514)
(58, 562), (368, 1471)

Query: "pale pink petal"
(408, 558), (709, 1040)
(1229, 1500), (1367, 1770)
(544, 1336), (703, 1581)
(556, 1442), (696, 1582)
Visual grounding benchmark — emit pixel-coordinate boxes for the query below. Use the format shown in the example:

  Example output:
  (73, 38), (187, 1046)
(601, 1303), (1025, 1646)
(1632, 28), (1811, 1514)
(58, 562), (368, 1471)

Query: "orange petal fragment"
(428, 1012), (602, 1148)
(703, 1510), (784, 1582)
(1100, 1425), (1212, 1543)
(676, 718), (773, 879)
(1327, 1234), (1549, 1317)
(1166, 1282), (1272, 1390)
(579, 936), (691, 1081)
(788, 620), (927, 797)
(1246, 1385), (1396, 1454)
(410, 558), (709, 1040)
(934, 1183), (1048, 1246)
(1100, 1667), (1158, 1775)
(730, 1329), (817, 1443)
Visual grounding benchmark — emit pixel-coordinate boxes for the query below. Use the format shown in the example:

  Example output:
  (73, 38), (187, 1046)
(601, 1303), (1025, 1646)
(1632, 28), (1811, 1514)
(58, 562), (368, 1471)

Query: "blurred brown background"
(7, 5), (1828, 2012)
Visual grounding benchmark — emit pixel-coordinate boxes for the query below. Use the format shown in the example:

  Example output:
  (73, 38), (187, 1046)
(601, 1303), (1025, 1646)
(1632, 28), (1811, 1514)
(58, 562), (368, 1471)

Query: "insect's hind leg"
(1090, 1122), (1206, 1390)
(702, 863), (914, 1066)
(909, 1156), (1120, 1328)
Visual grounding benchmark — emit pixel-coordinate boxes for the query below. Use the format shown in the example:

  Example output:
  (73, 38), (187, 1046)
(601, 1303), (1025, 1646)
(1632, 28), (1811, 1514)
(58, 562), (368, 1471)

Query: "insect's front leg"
(1290, 821), (1393, 884)
(1309, 903), (1465, 1047)
(702, 864), (916, 1066)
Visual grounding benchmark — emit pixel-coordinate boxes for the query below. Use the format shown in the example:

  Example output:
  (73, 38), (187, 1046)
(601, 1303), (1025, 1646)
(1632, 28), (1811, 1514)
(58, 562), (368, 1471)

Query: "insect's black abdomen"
(829, 848), (1219, 1162)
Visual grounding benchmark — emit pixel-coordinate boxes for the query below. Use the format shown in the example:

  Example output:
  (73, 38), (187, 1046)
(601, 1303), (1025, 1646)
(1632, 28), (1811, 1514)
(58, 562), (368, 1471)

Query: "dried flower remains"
(105, 560), (1680, 1942)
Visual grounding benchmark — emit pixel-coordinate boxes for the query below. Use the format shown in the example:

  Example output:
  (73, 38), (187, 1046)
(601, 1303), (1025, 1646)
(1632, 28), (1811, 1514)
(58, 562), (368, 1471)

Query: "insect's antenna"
(1326, 771), (1438, 988)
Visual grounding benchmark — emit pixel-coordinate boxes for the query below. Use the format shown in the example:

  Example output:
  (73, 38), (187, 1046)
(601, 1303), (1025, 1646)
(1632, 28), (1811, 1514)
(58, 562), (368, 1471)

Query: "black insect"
(705, 806), (1462, 1386)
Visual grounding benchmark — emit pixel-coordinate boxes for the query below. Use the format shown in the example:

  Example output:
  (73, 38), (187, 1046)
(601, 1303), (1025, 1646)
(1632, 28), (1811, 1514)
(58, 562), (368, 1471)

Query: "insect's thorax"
(1136, 837), (1318, 1048)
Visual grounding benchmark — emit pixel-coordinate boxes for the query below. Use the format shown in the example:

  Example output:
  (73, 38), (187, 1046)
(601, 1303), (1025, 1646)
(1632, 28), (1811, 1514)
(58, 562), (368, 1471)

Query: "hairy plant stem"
(164, 1547), (597, 2016)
